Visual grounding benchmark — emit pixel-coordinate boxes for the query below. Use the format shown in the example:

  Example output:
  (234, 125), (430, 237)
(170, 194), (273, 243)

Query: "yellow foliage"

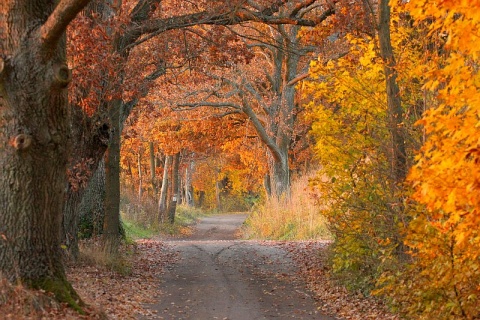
(304, 32), (414, 291)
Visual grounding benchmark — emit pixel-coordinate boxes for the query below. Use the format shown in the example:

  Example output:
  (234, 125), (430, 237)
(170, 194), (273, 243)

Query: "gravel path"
(143, 214), (336, 320)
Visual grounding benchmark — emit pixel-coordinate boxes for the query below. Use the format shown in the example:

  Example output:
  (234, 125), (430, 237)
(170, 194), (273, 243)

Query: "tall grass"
(244, 174), (331, 240)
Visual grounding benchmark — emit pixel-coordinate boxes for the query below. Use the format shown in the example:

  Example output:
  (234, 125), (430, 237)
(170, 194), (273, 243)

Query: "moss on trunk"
(31, 276), (85, 314)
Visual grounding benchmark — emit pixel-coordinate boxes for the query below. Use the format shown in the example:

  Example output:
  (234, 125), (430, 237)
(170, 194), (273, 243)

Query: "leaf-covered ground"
(272, 241), (400, 320)
(1, 239), (399, 319)
(0, 239), (176, 319)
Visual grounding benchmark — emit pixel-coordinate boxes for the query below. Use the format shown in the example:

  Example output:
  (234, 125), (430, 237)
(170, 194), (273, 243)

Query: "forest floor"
(1, 214), (399, 319)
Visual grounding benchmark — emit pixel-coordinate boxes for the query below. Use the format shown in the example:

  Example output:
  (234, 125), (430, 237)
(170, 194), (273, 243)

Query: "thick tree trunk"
(103, 99), (122, 255)
(78, 158), (106, 235)
(0, 0), (90, 310)
(63, 188), (84, 260)
(167, 152), (180, 224)
(63, 157), (106, 259)
(158, 154), (171, 222)
(269, 149), (290, 198)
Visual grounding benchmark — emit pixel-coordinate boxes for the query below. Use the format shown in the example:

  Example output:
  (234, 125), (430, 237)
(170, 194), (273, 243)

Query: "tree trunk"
(377, 0), (408, 258)
(103, 99), (122, 256)
(158, 154), (171, 222)
(0, 0), (90, 310)
(378, 0), (407, 185)
(167, 152), (180, 224)
(63, 158), (106, 259)
(215, 177), (223, 212)
(78, 158), (106, 237)
(184, 160), (194, 206)
(198, 190), (205, 208)
(269, 148), (290, 199)
(137, 150), (143, 200)
(149, 141), (157, 197)
(264, 174), (272, 197)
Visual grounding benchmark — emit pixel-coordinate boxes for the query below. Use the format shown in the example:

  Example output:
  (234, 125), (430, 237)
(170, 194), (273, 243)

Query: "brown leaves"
(67, 239), (177, 319)
(0, 239), (176, 319)
(272, 241), (400, 320)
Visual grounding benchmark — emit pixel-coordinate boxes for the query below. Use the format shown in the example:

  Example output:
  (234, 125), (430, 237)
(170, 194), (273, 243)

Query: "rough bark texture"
(103, 99), (122, 255)
(77, 159), (106, 238)
(0, 0), (90, 309)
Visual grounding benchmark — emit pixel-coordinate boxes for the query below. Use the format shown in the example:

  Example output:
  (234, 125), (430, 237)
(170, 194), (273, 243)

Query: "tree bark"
(103, 99), (122, 256)
(378, 0), (407, 185)
(64, 158), (106, 259)
(158, 154), (171, 222)
(149, 141), (157, 197)
(78, 158), (106, 237)
(138, 150), (143, 200)
(184, 159), (194, 206)
(167, 152), (180, 224)
(0, 0), (90, 310)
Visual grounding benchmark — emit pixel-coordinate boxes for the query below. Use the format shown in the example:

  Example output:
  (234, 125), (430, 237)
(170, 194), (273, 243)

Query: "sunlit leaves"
(375, 1), (480, 318)
(304, 33), (402, 292)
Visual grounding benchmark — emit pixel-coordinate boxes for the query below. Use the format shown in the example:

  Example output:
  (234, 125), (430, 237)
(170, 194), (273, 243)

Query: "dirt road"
(145, 214), (336, 320)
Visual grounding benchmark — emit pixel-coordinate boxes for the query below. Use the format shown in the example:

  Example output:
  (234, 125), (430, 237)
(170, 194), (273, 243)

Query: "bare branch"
(123, 1), (326, 51)
(177, 102), (242, 110)
(286, 72), (309, 86)
(240, 96), (283, 162)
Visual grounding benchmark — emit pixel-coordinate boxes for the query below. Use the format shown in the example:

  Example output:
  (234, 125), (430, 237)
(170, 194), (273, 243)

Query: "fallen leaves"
(269, 240), (400, 320)
(0, 238), (178, 319)
(69, 239), (178, 319)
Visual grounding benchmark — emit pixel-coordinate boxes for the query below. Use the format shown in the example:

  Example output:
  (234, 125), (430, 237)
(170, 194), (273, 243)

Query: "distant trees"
(64, 0), (336, 256)
(171, 3), (336, 198)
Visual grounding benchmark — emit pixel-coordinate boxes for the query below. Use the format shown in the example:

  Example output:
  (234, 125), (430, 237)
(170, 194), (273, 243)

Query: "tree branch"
(123, 4), (322, 52)
(176, 102), (242, 110)
(240, 96), (283, 162)
(41, 0), (92, 50)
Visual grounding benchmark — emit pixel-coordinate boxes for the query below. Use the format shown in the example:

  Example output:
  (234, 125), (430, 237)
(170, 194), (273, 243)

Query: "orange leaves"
(383, 1), (480, 318)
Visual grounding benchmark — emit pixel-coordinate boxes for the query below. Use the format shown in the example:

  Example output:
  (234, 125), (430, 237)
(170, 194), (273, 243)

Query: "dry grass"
(244, 174), (331, 240)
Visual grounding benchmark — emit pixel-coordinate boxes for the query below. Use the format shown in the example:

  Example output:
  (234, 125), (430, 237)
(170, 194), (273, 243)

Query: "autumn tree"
(375, 1), (480, 318)
(302, 0), (427, 292)
(0, 0), (92, 308)
(63, 0), (340, 256)
(171, 2), (336, 198)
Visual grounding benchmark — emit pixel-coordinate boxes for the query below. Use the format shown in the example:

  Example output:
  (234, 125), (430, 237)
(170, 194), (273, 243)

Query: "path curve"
(143, 213), (336, 320)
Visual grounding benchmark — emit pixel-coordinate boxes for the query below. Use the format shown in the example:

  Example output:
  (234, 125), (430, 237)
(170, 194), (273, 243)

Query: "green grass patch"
(122, 219), (156, 240)
(157, 205), (206, 237)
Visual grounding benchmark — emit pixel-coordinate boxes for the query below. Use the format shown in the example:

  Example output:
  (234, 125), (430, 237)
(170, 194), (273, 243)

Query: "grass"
(244, 174), (331, 240)
(156, 205), (206, 237)
(120, 198), (207, 239)
(122, 219), (156, 240)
